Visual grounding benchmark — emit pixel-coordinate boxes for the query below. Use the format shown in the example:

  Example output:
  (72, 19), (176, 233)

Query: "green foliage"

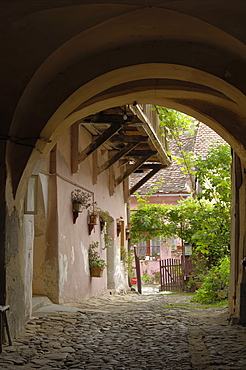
(131, 142), (231, 263)
(98, 208), (113, 249)
(142, 269), (151, 284)
(156, 107), (196, 140)
(191, 256), (230, 304)
(156, 106), (198, 195)
(121, 245), (135, 277)
(196, 143), (231, 203)
(152, 270), (161, 284)
(130, 203), (175, 243)
(89, 241), (107, 268)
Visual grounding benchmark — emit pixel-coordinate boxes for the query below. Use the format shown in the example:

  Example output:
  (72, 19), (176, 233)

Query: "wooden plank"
(92, 148), (98, 185)
(130, 165), (163, 195)
(126, 150), (157, 157)
(138, 164), (167, 170)
(110, 135), (148, 143)
(123, 176), (130, 203)
(114, 152), (155, 187)
(98, 143), (138, 175)
(78, 122), (122, 163)
(118, 159), (129, 167)
(134, 247), (142, 294)
(71, 123), (79, 173)
(50, 145), (57, 174)
(108, 151), (116, 196)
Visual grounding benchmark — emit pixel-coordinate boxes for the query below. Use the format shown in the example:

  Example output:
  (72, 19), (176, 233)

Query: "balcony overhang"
(72, 104), (171, 192)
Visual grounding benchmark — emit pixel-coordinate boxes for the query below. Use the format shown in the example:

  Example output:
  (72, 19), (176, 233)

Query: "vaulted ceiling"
(1, 1), (246, 195)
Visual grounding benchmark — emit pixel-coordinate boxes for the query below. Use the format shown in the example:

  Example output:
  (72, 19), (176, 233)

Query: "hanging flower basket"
(90, 266), (104, 277)
(71, 189), (91, 210)
(125, 225), (131, 239)
(72, 202), (84, 213)
(88, 213), (98, 225)
(71, 189), (92, 223)
(89, 242), (107, 277)
(116, 217), (124, 236)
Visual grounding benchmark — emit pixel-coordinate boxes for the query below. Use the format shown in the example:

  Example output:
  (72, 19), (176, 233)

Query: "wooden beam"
(123, 176), (130, 203)
(82, 113), (124, 124)
(92, 140), (98, 185)
(138, 163), (168, 170)
(98, 143), (138, 175)
(130, 165), (163, 195)
(78, 122), (122, 163)
(110, 135), (148, 143)
(115, 151), (156, 187)
(71, 122), (79, 173)
(108, 151), (116, 196)
(125, 150), (157, 157)
(118, 159), (129, 167)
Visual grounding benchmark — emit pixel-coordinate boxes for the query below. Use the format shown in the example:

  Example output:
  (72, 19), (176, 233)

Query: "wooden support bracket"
(98, 142), (138, 175)
(130, 164), (165, 195)
(114, 151), (156, 187)
(78, 122), (122, 163)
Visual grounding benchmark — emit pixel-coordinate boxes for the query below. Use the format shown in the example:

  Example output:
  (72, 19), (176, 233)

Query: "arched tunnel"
(1, 1), (246, 336)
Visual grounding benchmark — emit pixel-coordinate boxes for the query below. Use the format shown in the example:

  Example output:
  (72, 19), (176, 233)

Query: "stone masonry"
(0, 292), (245, 369)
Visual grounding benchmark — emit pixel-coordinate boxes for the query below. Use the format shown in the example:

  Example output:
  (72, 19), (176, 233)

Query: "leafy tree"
(156, 106), (198, 196)
(191, 255), (230, 304)
(131, 108), (231, 265)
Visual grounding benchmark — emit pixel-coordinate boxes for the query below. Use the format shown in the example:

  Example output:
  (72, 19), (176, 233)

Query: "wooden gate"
(160, 258), (184, 292)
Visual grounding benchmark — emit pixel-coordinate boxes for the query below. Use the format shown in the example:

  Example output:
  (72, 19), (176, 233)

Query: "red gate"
(160, 258), (184, 292)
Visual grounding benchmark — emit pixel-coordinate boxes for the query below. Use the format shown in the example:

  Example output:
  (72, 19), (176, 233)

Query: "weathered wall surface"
(30, 125), (129, 304)
(5, 208), (26, 338)
(4, 0), (246, 336)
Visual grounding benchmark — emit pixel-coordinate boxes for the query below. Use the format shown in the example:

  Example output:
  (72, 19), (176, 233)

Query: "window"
(137, 238), (161, 258)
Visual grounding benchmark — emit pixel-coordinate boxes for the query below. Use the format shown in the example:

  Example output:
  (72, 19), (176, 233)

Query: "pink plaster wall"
(54, 127), (128, 303)
(130, 193), (189, 208)
(130, 193), (185, 284)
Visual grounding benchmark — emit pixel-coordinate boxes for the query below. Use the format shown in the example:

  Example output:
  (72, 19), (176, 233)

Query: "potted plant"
(71, 189), (91, 212)
(98, 209), (113, 249)
(116, 217), (124, 236)
(88, 209), (99, 225)
(141, 269), (151, 284)
(125, 224), (131, 240)
(99, 209), (111, 232)
(89, 241), (107, 277)
(152, 270), (160, 285)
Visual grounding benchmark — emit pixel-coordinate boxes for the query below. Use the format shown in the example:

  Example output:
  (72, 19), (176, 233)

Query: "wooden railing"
(137, 104), (168, 152)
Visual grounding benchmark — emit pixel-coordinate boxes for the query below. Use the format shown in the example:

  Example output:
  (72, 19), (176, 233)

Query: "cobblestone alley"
(0, 292), (245, 369)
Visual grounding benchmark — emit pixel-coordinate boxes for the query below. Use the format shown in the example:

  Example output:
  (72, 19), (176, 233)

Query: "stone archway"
(11, 63), (244, 326)
(3, 1), (246, 335)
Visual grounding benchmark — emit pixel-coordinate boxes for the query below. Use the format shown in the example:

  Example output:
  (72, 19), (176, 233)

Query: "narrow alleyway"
(0, 291), (245, 369)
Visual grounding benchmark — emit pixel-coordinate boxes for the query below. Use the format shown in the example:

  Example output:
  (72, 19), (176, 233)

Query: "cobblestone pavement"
(0, 291), (246, 369)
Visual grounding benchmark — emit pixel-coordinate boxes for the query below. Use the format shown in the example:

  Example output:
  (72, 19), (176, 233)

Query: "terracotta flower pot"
(89, 214), (98, 225)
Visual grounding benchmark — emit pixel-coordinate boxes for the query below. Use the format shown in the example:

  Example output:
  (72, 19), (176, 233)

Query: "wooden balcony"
(72, 104), (171, 194)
